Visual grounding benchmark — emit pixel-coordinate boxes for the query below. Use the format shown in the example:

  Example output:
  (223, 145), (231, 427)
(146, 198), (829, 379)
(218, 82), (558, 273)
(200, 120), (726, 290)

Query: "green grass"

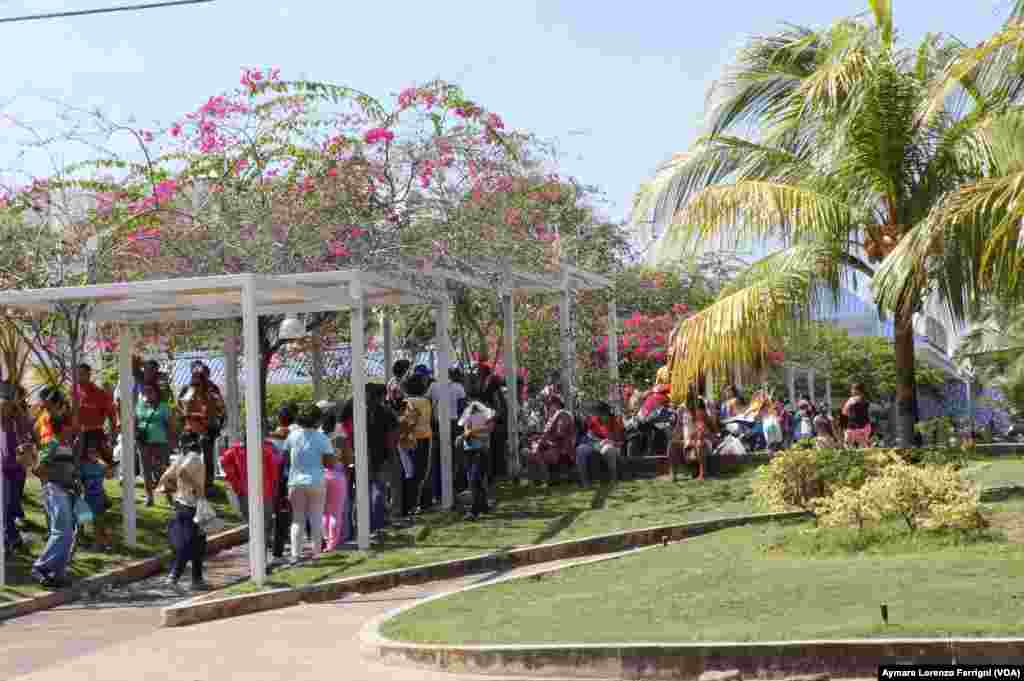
(382, 498), (1024, 644)
(1, 477), (241, 603)
(223, 464), (762, 595)
(962, 457), (1024, 489)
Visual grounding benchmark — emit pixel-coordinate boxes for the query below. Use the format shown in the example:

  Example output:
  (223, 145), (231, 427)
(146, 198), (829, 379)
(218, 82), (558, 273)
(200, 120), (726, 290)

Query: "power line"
(0, 0), (214, 24)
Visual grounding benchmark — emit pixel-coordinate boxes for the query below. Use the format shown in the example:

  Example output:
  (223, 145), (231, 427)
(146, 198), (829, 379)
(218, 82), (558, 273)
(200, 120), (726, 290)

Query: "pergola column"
(825, 377), (833, 411)
(118, 325), (137, 547)
(241, 278), (267, 585)
(607, 299), (621, 414)
(786, 365), (796, 404)
(559, 270), (575, 413)
(224, 327), (240, 442)
(503, 287), (520, 474)
(808, 369), (816, 403)
(733, 366), (743, 392)
(350, 281), (371, 551)
(436, 295), (453, 510)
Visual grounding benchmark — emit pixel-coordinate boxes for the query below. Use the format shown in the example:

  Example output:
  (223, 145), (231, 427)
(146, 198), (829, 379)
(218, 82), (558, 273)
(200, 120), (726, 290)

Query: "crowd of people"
(1, 349), (878, 591)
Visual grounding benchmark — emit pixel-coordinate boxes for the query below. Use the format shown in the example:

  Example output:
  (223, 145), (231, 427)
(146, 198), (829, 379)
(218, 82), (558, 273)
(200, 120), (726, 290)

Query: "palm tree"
(631, 1), (1019, 446)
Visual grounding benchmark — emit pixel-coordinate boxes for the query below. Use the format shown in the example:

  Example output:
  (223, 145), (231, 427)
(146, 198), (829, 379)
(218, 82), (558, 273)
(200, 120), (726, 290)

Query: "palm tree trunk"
(893, 310), (918, 447)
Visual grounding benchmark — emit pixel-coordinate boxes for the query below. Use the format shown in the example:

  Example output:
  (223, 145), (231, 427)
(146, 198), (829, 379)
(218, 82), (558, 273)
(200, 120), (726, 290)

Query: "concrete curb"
(161, 510), (809, 628)
(0, 525), (248, 622)
(362, 636), (1024, 680)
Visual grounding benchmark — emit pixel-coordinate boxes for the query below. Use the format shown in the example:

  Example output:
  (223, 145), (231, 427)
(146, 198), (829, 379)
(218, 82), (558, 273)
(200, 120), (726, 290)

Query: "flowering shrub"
(751, 448), (825, 512)
(814, 485), (883, 530)
(860, 462), (985, 532)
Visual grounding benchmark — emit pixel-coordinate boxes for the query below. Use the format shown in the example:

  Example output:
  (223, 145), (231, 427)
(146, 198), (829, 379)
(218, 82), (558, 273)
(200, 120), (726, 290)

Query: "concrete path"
(3, 551), (616, 681)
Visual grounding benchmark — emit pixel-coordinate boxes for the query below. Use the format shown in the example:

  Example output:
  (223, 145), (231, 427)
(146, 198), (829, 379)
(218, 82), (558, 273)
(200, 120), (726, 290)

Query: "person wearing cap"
(386, 359), (411, 410)
(177, 361), (225, 491)
(528, 388), (576, 485)
(71, 363), (118, 464)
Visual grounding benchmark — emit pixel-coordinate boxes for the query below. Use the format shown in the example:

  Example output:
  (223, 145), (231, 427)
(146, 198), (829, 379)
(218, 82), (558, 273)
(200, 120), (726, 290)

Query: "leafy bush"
(915, 417), (957, 447)
(814, 485), (882, 530)
(859, 462), (985, 532)
(751, 448), (825, 512)
(241, 384), (314, 427)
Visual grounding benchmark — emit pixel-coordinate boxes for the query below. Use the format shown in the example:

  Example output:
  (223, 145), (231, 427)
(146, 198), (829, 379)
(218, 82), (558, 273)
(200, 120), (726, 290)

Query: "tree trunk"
(893, 309), (918, 448)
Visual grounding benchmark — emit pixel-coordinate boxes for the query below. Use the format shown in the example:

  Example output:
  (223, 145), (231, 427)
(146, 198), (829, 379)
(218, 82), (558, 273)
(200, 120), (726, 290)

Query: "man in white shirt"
(427, 368), (468, 493)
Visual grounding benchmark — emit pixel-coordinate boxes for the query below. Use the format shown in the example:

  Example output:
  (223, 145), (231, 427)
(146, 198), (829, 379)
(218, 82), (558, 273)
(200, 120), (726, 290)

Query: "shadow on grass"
(590, 483), (614, 510)
(533, 510), (583, 545)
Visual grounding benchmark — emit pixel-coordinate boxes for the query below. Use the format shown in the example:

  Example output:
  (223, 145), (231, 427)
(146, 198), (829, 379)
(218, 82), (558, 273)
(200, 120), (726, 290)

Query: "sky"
(0, 0), (1014, 225)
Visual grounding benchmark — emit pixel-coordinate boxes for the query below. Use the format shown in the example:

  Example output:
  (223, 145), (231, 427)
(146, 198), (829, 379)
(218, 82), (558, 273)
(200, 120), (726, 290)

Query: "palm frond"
(675, 180), (851, 247)
(868, 0), (894, 51)
(666, 242), (852, 402)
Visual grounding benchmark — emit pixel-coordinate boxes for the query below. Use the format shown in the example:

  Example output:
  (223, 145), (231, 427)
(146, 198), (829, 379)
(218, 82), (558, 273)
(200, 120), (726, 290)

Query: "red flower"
(364, 127), (395, 145)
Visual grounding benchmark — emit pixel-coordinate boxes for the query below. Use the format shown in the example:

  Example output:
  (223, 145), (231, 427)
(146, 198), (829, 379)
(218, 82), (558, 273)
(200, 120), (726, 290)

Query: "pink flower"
(364, 127), (395, 145)
(485, 113), (504, 130)
(398, 87), (417, 109)
(141, 130), (154, 143)
(169, 123), (182, 137)
(349, 226), (367, 238)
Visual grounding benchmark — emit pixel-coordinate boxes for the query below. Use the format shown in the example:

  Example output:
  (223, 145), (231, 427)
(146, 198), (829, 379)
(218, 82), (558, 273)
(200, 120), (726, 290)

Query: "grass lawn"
(1, 477), (242, 603)
(962, 457), (1024, 489)
(382, 497), (1024, 644)
(223, 464), (762, 595)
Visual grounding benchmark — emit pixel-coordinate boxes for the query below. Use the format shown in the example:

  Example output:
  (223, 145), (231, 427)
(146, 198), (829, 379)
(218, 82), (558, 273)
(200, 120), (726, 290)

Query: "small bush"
(751, 448), (825, 512)
(861, 462), (985, 532)
(814, 485), (883, 530)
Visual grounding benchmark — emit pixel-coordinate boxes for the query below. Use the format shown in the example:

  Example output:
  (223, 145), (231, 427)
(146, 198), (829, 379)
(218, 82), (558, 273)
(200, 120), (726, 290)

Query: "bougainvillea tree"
(1, 68), (597, 415)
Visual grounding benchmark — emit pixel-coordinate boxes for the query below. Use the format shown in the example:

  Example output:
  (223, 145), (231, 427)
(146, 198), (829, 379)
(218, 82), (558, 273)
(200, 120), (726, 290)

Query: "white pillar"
(786, 366), (796, 404)
(825, 377), (833, 412)
(733, 366), (743, 392)
(607, 299), (621, 414)
(808, 369), (816, 403)
(382, 313), (393, 386)
(350, 281), (371, 551)
(559, 271), (574, 413)
(437, 295), (453, 510)
(224, 329), (240, 442)
(118, 325), (137, 547)
(241, 279), (266, 585)
(311, 328), (324, 402)
(503, 288), (520, 473)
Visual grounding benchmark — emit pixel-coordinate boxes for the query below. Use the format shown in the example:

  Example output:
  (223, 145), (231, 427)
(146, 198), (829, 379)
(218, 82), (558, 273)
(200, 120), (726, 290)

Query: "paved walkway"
(4, 550), (618, 681)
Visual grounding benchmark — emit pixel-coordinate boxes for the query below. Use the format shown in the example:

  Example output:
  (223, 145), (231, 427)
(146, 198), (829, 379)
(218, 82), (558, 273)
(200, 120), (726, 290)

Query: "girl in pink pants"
(322, 463), (349, 550)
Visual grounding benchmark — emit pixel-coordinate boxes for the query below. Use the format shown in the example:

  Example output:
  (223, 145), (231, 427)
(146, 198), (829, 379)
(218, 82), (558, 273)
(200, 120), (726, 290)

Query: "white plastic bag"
(718, 435), (747, 457)
(194, 498), (223, 533)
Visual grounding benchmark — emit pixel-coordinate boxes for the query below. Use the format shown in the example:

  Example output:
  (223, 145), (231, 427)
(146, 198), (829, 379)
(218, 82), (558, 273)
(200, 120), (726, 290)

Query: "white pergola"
(0, 263), (620, 588)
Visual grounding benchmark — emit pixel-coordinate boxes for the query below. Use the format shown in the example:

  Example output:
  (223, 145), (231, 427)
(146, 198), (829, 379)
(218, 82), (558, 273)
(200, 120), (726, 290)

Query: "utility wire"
(0, 0), (213, 24)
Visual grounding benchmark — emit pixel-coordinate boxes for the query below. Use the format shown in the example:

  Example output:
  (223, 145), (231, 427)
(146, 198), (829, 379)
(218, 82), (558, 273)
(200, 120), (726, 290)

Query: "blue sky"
(0, 0), (1012, 222)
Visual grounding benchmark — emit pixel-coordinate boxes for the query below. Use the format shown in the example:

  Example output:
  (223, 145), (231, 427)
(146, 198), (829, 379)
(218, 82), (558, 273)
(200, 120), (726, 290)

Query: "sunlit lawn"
(383, 496), (1024, 644)
(225, 463), (762, 595)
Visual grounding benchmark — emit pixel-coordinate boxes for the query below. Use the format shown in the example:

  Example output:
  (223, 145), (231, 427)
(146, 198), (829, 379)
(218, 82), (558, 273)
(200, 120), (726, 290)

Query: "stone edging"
(161, 510), (808, 628)
(0, 525), (248, 622)
(363, 635), (1024, 680)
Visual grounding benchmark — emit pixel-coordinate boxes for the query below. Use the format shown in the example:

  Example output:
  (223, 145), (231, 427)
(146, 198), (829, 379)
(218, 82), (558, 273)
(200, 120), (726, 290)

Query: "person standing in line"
(136, 384), (176, 507)
(30, 415), (79, 589)
(842, 383), (873, 448)
(319, 407), (349, 550)
(159, 434), (209, 590)
(71, 363), (118, 464)
(386, 359), (411, 410)
(427, 368), (467, 495)
(283, 403), (335, 564)
(177, 361), (225, 493)
(268, 404), (297, 560)
(403, 375), (434, 513)
(1, 382), (33, 553)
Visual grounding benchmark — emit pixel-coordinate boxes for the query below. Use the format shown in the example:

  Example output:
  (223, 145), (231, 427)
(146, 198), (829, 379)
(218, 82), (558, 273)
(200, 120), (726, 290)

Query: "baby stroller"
(716, 417), (756, 457)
